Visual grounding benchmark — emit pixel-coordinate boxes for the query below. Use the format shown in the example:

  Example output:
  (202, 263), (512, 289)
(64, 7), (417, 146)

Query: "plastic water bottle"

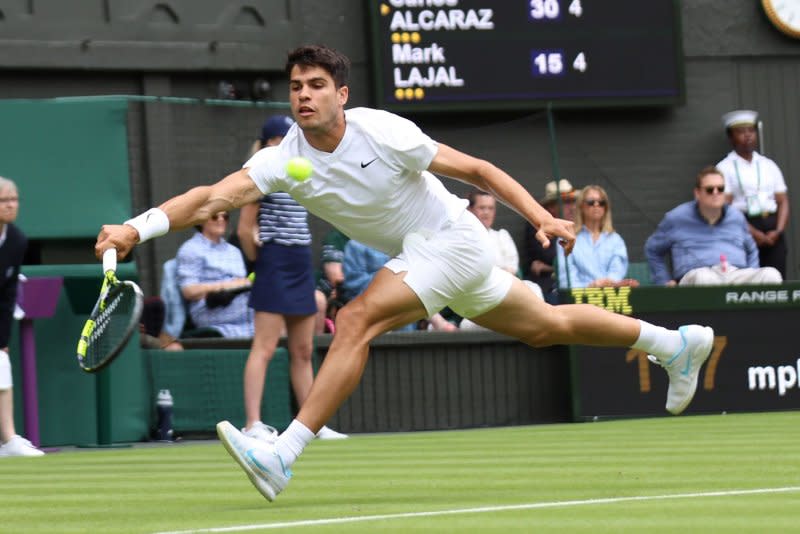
(719, 254), (729, 274)
(156, 389), (174, 442)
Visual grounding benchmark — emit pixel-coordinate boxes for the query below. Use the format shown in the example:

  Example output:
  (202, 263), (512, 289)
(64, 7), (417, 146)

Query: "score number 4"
(530, 0), (583, 19)
(532, 52), (587, 75)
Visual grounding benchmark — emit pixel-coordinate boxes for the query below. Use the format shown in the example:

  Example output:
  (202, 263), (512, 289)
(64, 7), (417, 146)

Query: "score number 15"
(532, 51), (587, 76)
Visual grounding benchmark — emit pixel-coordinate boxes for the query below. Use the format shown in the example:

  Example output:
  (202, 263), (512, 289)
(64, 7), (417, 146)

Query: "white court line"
(154, 486), (800, 534)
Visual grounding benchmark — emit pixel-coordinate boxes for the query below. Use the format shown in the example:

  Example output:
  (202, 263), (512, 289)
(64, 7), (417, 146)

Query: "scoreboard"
(367, 0), (684, 112)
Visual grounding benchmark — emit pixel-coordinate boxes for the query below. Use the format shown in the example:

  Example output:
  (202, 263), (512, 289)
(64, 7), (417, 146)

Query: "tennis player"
(95, 45), (714, 501)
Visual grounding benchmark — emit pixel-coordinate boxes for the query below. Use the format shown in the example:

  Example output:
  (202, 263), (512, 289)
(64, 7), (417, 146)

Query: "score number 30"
(532, 51), (587, 76)
(530, 0), (583, 19)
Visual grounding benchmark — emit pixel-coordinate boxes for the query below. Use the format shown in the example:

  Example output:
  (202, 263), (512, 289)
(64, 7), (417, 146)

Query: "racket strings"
(83, 285), (139, 369)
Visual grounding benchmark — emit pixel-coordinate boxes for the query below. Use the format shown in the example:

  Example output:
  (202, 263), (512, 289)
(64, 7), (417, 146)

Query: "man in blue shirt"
(645, 166), (782, 286)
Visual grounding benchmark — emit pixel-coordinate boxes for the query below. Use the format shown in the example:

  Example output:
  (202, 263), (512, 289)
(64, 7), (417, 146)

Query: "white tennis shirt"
(245, 107), (469, 257)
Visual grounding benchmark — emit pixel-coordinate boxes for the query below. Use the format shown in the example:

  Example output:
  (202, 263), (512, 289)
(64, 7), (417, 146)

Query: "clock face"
(762, 0), (800, 38)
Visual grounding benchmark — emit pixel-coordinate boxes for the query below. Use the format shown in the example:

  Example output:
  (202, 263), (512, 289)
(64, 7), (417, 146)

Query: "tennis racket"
(76, 248), (144, 373)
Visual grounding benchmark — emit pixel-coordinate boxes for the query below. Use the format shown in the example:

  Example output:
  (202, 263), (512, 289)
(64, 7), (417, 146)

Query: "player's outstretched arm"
(95, 169), (262, 261)
(428, 143), (575, 254)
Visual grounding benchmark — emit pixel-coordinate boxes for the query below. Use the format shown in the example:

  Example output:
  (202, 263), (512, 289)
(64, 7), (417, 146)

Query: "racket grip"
(102, 248), (118, 274)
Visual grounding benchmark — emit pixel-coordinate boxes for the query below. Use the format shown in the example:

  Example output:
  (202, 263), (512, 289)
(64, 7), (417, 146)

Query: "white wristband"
(124, 208), (170, 243)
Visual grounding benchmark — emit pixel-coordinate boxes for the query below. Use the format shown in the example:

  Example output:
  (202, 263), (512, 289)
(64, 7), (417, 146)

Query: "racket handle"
(102, 248), (118, 274)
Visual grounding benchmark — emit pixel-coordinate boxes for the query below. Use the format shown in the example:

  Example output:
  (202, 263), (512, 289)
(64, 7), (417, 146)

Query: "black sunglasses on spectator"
(584, 199), (607, 207)
(703, 186), (725, 194)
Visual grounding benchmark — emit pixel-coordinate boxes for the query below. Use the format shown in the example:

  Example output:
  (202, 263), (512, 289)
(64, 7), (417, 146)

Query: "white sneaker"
(216, 420), (291, 502)
(649, 325), (714, 415)
(0, 435), (45, 457)
(241, 421), (278, 443)
(316, 425), (348, 440)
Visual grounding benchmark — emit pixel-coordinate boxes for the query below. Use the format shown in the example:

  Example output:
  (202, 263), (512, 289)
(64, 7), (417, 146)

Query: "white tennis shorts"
(385, 209), (513, 318)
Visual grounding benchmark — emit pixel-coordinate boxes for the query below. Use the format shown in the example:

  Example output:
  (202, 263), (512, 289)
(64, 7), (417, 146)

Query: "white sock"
(631, 320), (682, 361)
(275, 419), (315, 467)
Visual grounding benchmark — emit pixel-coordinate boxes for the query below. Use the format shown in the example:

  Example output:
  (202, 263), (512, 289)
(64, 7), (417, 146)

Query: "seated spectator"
(466, 188), (519, 274)
(557, 185), (633, 289)
(314, 228), (349, 333)
(140, 296), (183, 350)
(176, 212), (254, 337)
(523, 179), (577, 301)
(645, 166), (783, 286)
(460, 189), (541, 330)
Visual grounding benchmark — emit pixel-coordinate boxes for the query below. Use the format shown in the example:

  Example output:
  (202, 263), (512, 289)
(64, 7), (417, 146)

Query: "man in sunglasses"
(645, 166), (783, 286)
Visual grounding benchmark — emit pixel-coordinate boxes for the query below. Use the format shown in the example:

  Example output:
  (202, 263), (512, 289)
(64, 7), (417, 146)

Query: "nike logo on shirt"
(361, 157), (379, 168)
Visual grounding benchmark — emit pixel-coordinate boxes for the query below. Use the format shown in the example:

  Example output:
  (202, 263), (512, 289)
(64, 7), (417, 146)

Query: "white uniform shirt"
(717, 150), (787, 215)
(486, 227), (519, 273)
(245, 107), (469, 257)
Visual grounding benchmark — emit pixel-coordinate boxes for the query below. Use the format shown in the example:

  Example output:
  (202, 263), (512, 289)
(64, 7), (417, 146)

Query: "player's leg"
(216, 268), (425, 500)
(470, 276), (641, 346)
(242, 311), (285, 432)
(296, 268), (426, 430)
(470, 276), (713, 415)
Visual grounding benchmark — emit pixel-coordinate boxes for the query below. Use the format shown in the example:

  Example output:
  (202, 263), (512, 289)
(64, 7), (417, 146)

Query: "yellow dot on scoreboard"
(414, 88), (424, 99)
(411, 32), (421, 43)
(391, 33), (400, 43)
(394, 88), (405, 100)
(380, 3), (391, 16)
(401, 32), (410, 43)
(404, 88), (414, 99)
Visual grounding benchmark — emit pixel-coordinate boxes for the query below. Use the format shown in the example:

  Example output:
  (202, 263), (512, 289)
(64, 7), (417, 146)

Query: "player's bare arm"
(428, 143), (575, 254)
(95, 168), (262, 260)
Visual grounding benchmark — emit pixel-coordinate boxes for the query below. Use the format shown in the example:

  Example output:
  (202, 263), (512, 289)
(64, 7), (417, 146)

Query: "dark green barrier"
(561, 283), (800, 419)
(9, 264), (148, 446)
(144, 348), (292, 433)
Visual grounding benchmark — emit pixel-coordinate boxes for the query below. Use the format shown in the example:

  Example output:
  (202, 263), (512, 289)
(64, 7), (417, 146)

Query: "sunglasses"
(211, 213), (230, 221)
(703, 185), (725, 194)
(583, 199), (607, 207)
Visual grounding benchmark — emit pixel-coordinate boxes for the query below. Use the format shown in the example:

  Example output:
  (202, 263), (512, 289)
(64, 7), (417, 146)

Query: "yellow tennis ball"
(286, 157), (313, 182)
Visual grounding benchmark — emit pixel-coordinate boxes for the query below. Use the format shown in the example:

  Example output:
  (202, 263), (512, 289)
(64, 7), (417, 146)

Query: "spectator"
(0, 176), (43, 457)
(460, 188), (542, 330)
(238, 115), (346, 441)
(314, 228), (349, 333)
(717, 110), (790, 278)
(523, 179), (576, 301)
(467, 188), (519, 274)
(176, 211), (254, 338)
(556, 185), (632, 289)
(645, 166), (782, 286)
(139, 296), (183, 350)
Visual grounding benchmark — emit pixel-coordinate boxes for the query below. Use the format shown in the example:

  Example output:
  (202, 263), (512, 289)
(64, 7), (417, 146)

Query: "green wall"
(0, 99), (131, 239)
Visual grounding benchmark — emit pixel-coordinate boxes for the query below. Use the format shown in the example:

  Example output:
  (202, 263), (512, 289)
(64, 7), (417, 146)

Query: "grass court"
(2, 411), (799, 533)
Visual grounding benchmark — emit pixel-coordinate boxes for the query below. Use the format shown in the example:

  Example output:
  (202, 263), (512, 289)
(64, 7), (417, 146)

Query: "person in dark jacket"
(0, 176), (43, 457)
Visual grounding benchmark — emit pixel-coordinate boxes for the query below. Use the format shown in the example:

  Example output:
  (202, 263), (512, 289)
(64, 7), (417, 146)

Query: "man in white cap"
(523, 179), (576, 301)
(716, 110), (790, 278)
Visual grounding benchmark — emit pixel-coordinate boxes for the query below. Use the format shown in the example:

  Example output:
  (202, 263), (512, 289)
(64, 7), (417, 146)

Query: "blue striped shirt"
(258, 192), (311, 246)
(176, 232), (254, 338)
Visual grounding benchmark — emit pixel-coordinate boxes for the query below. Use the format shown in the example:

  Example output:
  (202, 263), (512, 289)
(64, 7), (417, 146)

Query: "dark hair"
(285, 45), (351, 88)
(467, 188), (492, 208)
(695, 165), (723, 189)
